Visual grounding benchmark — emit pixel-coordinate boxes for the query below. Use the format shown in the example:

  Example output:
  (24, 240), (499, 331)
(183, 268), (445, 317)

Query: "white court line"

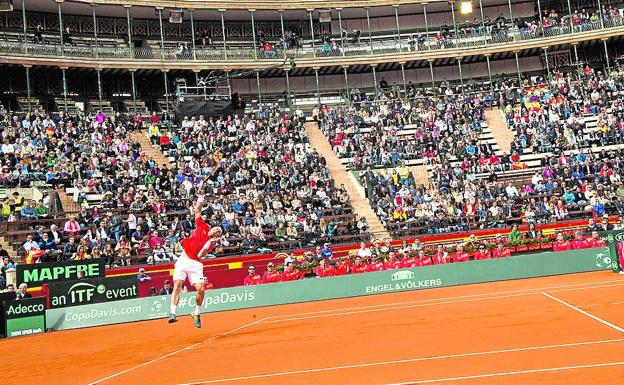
(542, 292), (624, 333)
(86, 317), (267, 385)
(259, 281), (624, 325)
(177, 338), (624, 384)
(384, 361), (624, 385)
(263, 278), (624, 322)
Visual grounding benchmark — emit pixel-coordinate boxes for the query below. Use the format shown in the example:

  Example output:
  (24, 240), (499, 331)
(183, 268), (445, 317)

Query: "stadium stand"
(0, 0), (624, 279)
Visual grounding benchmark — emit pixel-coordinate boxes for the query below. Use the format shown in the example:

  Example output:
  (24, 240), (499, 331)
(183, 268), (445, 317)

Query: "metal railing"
(0, 18), (621, 63)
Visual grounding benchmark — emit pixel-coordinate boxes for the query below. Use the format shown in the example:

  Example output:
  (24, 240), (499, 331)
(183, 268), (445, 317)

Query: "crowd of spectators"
(316, 80), (491, 172)
(315, 80), (507, 233)
(505, 67), (624, 156)
(0, 105), (366, 266)
(315, 65), (624, 235)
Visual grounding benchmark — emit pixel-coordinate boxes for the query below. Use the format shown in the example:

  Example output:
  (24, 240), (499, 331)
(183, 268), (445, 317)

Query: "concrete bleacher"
(337, 120), (499, 169)
(122, 99), (150, 115)
(293, 95), (346, 112)
(88, 99), (114, 114)
(16, 96), (44, 113)
(53, 96), (81, 115)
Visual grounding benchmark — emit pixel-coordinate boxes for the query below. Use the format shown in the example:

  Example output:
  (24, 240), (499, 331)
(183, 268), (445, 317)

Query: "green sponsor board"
(46, 247), (610, 331)
(6, 315), (45, 338)
(3, 297), (46, 338)
(17, 259), (106, 286)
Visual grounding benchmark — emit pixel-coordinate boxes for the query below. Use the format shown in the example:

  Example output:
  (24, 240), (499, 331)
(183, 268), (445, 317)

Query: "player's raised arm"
(194, 195), (205, 220)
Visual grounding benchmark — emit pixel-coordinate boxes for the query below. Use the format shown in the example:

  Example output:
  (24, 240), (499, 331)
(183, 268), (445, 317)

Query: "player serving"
(169, 196), (222, 328)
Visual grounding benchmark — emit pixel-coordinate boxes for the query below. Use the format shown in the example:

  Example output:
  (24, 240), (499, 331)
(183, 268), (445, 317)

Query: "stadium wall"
(46, 247), (614, 331)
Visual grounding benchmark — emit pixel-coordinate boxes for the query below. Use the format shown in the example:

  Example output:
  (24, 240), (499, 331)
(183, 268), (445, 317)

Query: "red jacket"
(384, 259), (403, 270)
(350, 263), (368, 274)
(453, 252), (470, 263)
(420, 257), (433, 266)
(281, 269), (304, 281)
(262, 270), (282, 284)
(244, 274), (263, 286)
(571, 239), (588, 249)
(585, 237), (606, 248)
(492, 248), (511, 258)
(432, 252), (448, 265)
(401, 257), (421, 268)
(474, 249), (491, 260)
(334, 260), (350, 276)
(315, 265), (336, 278)
(366, 261), (386, 272)
(553, 240), (572, 252)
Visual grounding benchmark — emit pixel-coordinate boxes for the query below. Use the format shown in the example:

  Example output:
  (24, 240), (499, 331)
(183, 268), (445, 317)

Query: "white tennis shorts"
(172, 254), (204, 285)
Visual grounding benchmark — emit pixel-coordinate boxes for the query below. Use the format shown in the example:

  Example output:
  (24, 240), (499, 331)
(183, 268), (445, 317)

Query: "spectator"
(474, 244), (491, 260)
(281, 262), (304, 281)
(350, 256), (368, 274)
(492, 243), (511, 258)
(453, 244), (470, 263)
(136, 268), (151, 282)
(320, 243), (333, 259)
(507, 224), (522, 242)
(64, 215), (81, 236)
(15, 283), (31, 300)
(553, 232), (572, 252)
(356, 242), (372, 258)
(571, 231), (588, 249)
(586, 231), (606, 248)
(0, 245), (9, 260)
(159, 280), (173, 295)
(23, 234), (40, 254)
(315, 259), (336, 277)
(432, 245), (448, 264)
(262, 262), (281, 284)
(62, 237), (78, 261)
(243, 265), (262, 286)
(366, 254), (386, 272)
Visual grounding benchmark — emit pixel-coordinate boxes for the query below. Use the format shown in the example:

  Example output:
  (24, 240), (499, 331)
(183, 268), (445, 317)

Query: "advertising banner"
(3, 297), (46, 338)
(17, 259), (106, 286)
(45, 247), (611, 331)
(602, 231), (624, 273)
(47, 277), (139, 309)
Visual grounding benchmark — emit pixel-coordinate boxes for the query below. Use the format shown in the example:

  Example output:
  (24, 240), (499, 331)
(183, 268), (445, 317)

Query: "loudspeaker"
(0, 0), (13, 12)
(169, 10), (183, 24)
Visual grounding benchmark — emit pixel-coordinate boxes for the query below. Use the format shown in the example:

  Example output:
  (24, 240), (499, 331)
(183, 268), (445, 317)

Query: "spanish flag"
(24, 250), (45, 264)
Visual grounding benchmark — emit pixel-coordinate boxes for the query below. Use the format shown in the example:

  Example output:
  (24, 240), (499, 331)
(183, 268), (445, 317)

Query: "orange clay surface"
(4, 271), (624, 385)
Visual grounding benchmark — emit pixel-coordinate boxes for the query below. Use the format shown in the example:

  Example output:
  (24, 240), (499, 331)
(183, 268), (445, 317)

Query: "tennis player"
(169, 196), (222, 328)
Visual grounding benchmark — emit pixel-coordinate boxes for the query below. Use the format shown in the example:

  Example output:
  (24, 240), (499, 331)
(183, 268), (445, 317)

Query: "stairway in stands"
(305, 121), (390, 240)
(129, 130), (172, 168)
(484, 108), (514, 153)
(55, 188), (80, 213)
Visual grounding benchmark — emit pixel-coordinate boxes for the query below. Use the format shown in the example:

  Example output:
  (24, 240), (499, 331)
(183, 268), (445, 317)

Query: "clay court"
(7, 271), (624, 385)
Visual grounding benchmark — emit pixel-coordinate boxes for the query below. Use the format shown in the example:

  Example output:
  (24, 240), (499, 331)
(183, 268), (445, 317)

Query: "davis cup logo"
(595, 252), (612, 269)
